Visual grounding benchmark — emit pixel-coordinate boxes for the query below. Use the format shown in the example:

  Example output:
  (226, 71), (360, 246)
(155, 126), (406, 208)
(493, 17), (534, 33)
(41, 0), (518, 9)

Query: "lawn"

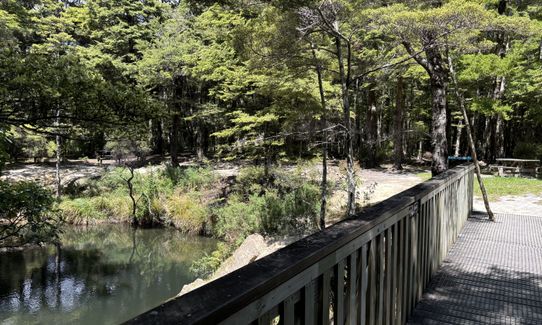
(475, 176), (542, 201)
(416, 171), (542, 201)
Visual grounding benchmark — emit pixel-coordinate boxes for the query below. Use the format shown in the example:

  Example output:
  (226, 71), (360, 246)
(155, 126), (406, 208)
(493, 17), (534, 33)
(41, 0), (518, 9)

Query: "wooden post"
(448, 55), (495, 221)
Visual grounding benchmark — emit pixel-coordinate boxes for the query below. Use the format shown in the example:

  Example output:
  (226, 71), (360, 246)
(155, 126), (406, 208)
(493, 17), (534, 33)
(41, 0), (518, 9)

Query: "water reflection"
(0, 225), (217, 324)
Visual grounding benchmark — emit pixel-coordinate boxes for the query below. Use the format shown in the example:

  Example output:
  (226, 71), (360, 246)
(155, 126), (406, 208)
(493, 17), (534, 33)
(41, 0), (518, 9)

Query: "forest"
(1, 0), (542, 322)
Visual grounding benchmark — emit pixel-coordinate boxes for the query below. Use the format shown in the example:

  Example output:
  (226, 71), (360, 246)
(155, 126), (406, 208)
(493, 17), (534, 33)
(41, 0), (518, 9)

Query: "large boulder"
(179, 234), (301, 296)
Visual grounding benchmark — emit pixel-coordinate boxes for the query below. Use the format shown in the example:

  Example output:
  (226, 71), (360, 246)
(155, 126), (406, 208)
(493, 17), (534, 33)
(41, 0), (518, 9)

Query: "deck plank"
(409, 213), (542, 325)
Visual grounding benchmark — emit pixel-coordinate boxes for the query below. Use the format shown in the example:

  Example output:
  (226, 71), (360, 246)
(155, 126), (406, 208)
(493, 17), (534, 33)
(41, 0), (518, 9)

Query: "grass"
(416, 171), (542, 201)
(475, 176), (542, 201)
(416, 172), (432, 181)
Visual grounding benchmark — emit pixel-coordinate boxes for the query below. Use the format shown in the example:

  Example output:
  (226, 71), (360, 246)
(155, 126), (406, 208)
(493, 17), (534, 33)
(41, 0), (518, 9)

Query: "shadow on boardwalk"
(409, 213), (542, 325)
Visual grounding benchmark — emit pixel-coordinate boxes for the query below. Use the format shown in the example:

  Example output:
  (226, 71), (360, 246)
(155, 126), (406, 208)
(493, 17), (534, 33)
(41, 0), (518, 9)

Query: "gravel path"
(474, 194), (542, 216)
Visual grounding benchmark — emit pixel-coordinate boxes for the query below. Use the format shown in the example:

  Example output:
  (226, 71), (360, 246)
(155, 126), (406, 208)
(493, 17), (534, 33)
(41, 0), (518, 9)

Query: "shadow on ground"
(409, 213), (542, 324)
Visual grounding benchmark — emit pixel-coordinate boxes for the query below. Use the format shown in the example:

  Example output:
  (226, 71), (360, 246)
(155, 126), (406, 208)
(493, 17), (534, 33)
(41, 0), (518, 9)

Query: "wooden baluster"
(360, 244), (368, 325)
(392, 223), (399, 324)
(347, 252), (357, 325)
(304, 280), (317, 325)
(321, 269), (331, 325)
(410, 213), (417, 315)
(385, 227), (393, 325)
(368, 240), (376, 325)
(377, 234), (385, 325)
(334, 260), (345, 325)
(282, 294), (296, 325)
(403, 214), (410, 322)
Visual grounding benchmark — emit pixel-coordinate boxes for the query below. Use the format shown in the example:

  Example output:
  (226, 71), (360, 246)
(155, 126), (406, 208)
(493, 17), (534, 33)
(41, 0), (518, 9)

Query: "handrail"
(127, 164), (474, 325)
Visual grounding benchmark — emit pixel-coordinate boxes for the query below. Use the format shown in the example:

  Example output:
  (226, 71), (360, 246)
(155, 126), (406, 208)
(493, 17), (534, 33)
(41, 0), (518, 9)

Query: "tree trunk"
(430, 75), (449, 175)
(365, 88), (379, 168)
(170, 114), (180, 165)
(311, 41), (328, 230)
(196, 122), (205, 162)
(401, 40), (448, 175)
(55, 108), (61, 199)
(334, 32), (356, 216)
(454, 120), (463, 157)
(393, 76), (405, 170)
(493, 75), (506, 159)
(150, 119), (164, 156)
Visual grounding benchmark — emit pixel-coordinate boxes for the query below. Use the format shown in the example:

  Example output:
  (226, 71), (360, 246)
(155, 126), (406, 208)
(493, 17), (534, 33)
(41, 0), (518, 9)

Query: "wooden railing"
(127, 164), (474, 325)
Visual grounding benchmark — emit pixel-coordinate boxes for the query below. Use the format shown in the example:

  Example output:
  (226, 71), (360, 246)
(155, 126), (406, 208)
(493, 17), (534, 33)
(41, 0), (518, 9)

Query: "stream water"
(0, 225), (217, 324)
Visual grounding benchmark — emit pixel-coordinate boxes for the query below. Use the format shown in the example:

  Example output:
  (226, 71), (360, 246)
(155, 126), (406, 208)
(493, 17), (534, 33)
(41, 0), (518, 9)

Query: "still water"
(0, 225), (217, 324)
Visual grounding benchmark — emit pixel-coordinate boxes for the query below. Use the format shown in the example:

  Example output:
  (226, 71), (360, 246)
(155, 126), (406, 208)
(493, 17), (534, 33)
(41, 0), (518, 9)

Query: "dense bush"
(196, 166), (322, 277)
(214, 194), (265, 243)
(0, 181), (61, 247)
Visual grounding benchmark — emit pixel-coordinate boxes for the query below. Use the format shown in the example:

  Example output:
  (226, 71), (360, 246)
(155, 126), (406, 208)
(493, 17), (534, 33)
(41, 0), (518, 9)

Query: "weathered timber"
(126, 164), (475, 325)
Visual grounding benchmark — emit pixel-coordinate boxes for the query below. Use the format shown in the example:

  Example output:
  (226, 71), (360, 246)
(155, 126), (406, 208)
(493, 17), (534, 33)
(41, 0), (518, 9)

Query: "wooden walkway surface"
(409, 213), (542, 324)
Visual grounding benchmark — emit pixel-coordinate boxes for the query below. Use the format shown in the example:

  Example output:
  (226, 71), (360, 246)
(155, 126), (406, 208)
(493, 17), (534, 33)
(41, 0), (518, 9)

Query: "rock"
(213, 234), (266, 279)
(179, 233), (301, 297)
(179, 278), (207, 296)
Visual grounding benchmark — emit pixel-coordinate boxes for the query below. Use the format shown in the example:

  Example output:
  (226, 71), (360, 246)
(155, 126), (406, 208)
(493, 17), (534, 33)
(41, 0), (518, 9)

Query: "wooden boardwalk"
(409, 213), (542, 325)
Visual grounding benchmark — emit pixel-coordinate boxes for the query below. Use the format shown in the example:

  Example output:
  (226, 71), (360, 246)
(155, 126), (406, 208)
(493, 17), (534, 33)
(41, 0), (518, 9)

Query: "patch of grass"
(416, 172), (432, 181)
(160, 190), (209, 234)
(475, 177), (542, 201)
(60, 166), (217, 229)
(58, 193), (132, 224)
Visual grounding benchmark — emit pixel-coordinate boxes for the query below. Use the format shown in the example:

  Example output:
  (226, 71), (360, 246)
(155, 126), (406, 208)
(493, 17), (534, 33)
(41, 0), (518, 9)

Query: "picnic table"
(489, 158), (541, 177)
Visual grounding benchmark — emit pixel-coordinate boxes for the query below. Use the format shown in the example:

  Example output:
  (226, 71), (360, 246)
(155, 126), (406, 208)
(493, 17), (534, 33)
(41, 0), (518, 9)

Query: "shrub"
(0, 181), (60, 247)
(161, 190), (209, 234)
(260, 183), (320, 235)
(168, 167), (216, 190)
(214, 194), (264, 243)
(59, 197), (107, 224)
(190, 242), (234, 278)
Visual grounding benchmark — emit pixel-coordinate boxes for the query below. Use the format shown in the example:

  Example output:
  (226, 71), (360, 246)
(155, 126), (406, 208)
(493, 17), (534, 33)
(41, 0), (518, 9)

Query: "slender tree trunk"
(493, 75), (506, 158)
(365, 88), (379, 168)
(196, 122), (205, 162)
(150, 119), (164, 156)
(125, 165), (138, 226)
(170, 114), (180, 165)
(55, 107), (61, 199)
(334, 32), (355, 216)
(393, 76), (405, 170)
(449, 56), (495, 221)
(454, 120), (463, 157)
(311, 42), (328, 230)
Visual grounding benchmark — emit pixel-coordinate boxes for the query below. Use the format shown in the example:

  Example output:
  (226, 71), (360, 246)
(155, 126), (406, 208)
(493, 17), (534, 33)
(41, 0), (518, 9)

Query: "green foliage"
(513, 142), (542, 161)
(0, 181), (60, 247)
(60, 166), (216, 231)
(165, 166), (217, 190)
(214, 194), (265, 243)
(190, 241), (234, 278)
(214, 166), (321, 241)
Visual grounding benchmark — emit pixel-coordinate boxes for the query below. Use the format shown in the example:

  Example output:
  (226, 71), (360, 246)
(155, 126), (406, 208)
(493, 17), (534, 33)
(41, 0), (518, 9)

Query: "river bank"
(0, 224), (217, 325)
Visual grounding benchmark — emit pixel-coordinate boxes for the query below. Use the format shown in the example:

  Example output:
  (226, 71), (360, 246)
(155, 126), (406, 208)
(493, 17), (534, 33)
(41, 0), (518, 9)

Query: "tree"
(368, 1), (491, 175)
(299, 0), (357, 216)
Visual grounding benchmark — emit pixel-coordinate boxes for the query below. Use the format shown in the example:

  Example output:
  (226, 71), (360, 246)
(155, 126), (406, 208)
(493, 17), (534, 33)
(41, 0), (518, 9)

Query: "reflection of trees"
(0, 225), (217, 325)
